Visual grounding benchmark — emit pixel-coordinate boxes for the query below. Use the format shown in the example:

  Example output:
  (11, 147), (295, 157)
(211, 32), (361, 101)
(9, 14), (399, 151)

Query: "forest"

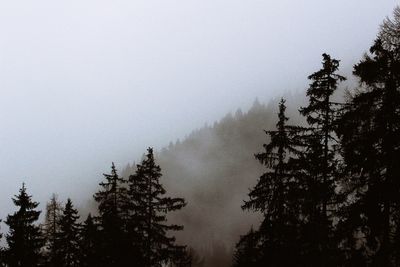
(0, 5), (399, 267)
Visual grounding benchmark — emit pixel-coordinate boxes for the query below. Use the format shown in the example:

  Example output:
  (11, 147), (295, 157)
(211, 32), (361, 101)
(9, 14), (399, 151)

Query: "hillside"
(121, 94), (305, 266)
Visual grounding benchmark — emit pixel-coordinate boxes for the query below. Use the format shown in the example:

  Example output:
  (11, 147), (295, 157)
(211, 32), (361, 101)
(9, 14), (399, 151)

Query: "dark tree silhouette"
(93, 162), (130, 267)
(240, 99), (303, 266)
(78, 214), (101, 267)
(4, 183), (43, 267)
(336, 8), (400, 265)
(233, 227), (261, 267)
(126, 161), (147, 265)
(128, 147), (186, 267)
(56, 198), (80, 267)
(297, 53), (345, 266)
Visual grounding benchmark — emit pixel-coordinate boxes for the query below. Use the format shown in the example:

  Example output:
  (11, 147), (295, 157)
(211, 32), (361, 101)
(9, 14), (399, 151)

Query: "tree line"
(234, 6), (400, 267)
(0, 148), (190, 267)
(0, 5), (399, 267)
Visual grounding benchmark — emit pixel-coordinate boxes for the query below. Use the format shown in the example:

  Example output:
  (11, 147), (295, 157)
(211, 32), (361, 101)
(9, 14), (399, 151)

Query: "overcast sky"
(0, 0), (398, 217)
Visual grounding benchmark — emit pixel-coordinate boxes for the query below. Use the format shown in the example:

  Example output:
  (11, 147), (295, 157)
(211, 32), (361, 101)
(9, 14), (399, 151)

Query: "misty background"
(0, 0), (399, 264)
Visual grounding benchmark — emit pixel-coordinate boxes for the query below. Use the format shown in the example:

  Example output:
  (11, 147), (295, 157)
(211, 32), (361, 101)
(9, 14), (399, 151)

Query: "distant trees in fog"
(0, 5), (399, 267)
(0, 149), (188, 267)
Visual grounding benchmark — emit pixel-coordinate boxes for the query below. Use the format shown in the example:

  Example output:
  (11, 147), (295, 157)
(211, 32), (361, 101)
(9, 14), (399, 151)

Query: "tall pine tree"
(297, 53), (345, 266)
(128, 147), (186, 267)
(93, 162), (130, 267)
(4, 183), (43, 267)
(56, 198), (80, 267)
(336, 6), (400, 266)
(240, 99), (303, 266)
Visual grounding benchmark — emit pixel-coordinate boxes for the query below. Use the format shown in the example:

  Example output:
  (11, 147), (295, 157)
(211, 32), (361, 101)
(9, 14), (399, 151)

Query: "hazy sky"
(0, 0), (398, 217)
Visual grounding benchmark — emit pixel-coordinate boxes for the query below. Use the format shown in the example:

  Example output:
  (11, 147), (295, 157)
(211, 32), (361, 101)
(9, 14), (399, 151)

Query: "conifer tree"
(296, 53), (345, 266)
(57, 199), (80, 267)
(79, 214), (101, 267)
(4, 183), (43, 267)
(93, 162), (130, 267)
(336, 7), (400, 265)
(239, 99), (302, 266)
(127, 163), (147, 265)
(128, 147), (186, 267)
(43, 194), (63, 267)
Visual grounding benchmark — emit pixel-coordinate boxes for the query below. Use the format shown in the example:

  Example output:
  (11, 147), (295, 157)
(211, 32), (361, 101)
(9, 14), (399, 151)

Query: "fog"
(0, 0), (397, 241)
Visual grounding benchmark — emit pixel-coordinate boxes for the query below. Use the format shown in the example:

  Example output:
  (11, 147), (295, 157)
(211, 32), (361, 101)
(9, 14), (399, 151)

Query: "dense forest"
(0, 6), (399, 267)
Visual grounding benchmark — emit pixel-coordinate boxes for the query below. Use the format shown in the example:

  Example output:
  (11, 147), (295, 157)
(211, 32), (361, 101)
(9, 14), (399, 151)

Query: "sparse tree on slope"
(43, 194), (63, 267)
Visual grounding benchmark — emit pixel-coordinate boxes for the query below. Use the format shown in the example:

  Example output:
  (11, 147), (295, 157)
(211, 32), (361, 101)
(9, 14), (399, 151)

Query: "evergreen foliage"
(336, 7), (400, 265)
(4, 184), (43, 267)
(233, 228), (261, 267)
(297, 53), (345, 266)
(56, 199), (80, 267)
(241, 99), (302, 266)
(78, 214), (101, 267)
(128, 147), (186, 267)
(0, 6), (399, 267)
(93, 162), (130, 267)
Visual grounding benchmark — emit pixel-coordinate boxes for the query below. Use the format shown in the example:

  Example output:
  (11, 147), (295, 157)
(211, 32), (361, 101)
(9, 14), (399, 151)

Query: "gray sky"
(0, 0), (398, 217)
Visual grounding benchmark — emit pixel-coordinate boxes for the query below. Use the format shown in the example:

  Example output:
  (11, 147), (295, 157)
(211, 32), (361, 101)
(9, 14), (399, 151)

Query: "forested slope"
(121, 95), (305, 266)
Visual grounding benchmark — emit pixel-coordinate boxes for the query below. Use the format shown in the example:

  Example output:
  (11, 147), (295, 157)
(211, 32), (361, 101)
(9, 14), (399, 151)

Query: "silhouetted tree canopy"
(128, 147), (186, 267)
(56, 199), (80, 267)
(4, 184), (43, 267)
(336, 8), (400, 265)
(0, 6), (399, 267)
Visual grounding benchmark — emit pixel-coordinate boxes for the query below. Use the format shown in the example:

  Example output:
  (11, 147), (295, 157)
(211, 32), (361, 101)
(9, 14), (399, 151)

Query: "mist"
(0, 0), (398, 265)
(118, 94), (307, 266)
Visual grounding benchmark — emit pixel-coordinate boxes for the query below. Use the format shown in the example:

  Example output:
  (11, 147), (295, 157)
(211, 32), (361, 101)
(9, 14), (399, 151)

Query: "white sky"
(0, 0), (398, 217)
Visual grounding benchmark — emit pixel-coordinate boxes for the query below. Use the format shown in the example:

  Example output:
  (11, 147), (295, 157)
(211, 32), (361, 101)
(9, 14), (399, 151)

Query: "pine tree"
(128, 147), (186, 267)
(78, 214), (101, 267)
(296, 53), (345, 266)
(336, 7), (400, 266)
(43, 194), (63, 267)
(4, 183), (43, 267)
(240, 99), (302, 266)
(127, 163), (147, 265)
(93, 162), (130, 267)
(57, 199), (80, 267)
